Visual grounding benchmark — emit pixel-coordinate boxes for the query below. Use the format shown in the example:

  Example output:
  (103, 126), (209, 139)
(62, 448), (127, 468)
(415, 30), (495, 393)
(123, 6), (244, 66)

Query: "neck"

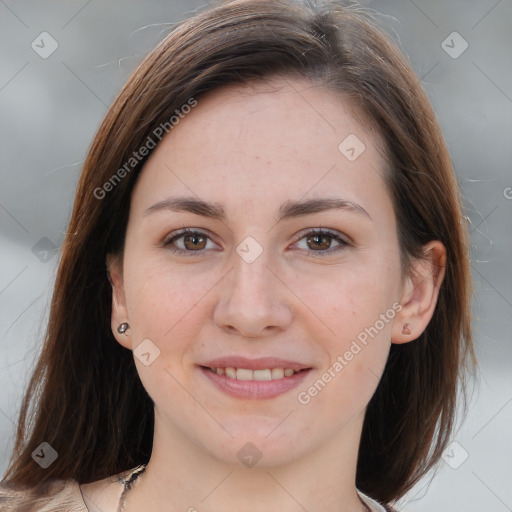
(124, 409), (369, 512)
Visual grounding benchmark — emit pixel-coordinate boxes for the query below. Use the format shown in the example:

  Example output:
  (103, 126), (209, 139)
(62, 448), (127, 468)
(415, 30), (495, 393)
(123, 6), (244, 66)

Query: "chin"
(204, 422), (310, 468)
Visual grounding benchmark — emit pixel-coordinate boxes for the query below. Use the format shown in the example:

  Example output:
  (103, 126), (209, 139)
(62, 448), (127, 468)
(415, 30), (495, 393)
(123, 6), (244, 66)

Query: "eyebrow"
(144, 196), (371, 221)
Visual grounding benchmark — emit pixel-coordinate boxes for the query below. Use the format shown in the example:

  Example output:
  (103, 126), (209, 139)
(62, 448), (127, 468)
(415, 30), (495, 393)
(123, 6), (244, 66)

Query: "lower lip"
(199, 366), (312, 399)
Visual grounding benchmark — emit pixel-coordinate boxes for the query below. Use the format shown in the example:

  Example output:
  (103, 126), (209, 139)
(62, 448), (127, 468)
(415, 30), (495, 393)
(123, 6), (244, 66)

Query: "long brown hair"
(2, 0), (475, 503)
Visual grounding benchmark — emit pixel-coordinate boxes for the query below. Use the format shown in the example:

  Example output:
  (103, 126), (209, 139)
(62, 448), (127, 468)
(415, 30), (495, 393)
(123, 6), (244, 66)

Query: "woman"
(0, 0), (475, 511)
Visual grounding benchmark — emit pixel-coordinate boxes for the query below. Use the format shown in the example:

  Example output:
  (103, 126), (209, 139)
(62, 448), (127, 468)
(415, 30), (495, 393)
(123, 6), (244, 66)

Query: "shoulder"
(0, 465), (140, 512)
(0, 478), (87, 512)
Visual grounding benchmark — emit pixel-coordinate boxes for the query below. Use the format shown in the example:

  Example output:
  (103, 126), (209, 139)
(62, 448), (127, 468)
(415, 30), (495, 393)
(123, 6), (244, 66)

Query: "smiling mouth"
(202, 366), (308, 381)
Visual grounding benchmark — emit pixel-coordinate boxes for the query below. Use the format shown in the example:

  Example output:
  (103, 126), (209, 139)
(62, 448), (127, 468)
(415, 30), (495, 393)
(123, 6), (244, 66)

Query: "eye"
(163, 227), (351, 257)
(163, 228), (217, 255)
(293, 228), (351, 256)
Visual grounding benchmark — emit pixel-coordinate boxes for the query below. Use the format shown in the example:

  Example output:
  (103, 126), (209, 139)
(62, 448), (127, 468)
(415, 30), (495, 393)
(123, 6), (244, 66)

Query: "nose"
(213, 247), (293, 338)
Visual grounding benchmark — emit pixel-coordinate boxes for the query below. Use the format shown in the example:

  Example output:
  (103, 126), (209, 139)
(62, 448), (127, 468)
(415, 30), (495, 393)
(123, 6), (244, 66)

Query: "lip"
(200, 356), (311, 371)
(199, 366), (312, 399)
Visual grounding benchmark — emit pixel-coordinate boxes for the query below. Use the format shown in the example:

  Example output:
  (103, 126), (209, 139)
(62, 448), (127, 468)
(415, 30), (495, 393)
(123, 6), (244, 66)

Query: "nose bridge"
(229, 237), (277, 309)
(231, 230), (273, 289)
(213, 234), (292, 336)
(233, 243), (271, 294)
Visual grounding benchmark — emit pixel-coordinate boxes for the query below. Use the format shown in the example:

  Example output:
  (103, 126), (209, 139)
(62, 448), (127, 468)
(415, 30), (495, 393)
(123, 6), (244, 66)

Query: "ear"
(106, 253), (132, 350)
(391, 240), (446, 344)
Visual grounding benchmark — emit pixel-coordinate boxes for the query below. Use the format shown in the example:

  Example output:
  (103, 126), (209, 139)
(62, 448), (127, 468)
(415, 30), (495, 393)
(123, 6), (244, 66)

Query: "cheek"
(296, 276), (394, 427)
(123, 256), (212, 338)
(300, 260), (399, 344)
(293, 260), (397, 409)
(121, 258), (217, 409)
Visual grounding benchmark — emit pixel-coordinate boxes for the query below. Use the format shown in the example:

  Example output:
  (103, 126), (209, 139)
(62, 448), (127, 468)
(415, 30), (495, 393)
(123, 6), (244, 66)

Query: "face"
(110, 77), (412, 468)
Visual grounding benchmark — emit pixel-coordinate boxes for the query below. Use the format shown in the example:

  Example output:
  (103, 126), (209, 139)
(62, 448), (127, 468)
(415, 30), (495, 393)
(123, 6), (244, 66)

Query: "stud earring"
(117, 322), (130, 334)
(402, 323), (411, 335)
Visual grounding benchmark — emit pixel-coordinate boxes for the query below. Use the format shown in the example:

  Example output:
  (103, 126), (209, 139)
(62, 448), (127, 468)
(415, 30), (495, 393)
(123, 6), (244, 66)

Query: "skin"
(81, 77), (446, 512)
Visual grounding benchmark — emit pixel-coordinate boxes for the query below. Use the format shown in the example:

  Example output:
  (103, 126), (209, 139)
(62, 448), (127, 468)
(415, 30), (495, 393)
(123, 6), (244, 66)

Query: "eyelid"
(293, 227), (352, 246)
(163, 227), (213, 242)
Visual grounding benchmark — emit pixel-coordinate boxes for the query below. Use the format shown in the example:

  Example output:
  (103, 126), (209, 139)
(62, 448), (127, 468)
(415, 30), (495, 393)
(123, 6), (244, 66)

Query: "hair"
(2, 0), (475, 504)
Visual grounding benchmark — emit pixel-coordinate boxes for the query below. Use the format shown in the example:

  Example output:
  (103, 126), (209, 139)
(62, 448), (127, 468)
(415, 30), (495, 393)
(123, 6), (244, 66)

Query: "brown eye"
(183, 233), (207, 250)
(306, 234), (333, 251)
(164, 229), (216, 255)
(295, 229), (350, 256)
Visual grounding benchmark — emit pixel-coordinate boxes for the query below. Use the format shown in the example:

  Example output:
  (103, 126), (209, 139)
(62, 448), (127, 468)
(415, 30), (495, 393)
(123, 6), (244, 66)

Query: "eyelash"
(163, 227), (351, 257)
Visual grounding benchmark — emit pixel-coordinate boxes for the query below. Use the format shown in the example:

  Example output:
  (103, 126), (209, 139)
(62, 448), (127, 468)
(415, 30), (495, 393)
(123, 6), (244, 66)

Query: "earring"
(117, 322), (130, 334)
(402, 323), (411, 335)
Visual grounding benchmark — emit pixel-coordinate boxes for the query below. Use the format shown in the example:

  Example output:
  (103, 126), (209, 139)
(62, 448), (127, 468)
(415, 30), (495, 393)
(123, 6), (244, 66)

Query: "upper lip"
(200, 356), (312, 371)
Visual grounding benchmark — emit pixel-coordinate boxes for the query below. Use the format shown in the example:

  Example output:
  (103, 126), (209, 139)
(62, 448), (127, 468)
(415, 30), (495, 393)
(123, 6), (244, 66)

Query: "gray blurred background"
(1, 1), (511, 511)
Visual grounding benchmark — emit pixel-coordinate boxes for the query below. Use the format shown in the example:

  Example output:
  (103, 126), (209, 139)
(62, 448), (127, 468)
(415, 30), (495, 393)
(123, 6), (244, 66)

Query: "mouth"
(198, 363), (312, 400)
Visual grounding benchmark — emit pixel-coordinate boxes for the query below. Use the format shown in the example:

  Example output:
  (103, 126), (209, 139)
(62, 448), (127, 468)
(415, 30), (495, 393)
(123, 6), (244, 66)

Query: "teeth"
(253, 369), (272, 380)
(225, 367), (237, 379)
(236, 368), (253, 381)
(271, 368), (284, 379)
(210, 366), (302, 381)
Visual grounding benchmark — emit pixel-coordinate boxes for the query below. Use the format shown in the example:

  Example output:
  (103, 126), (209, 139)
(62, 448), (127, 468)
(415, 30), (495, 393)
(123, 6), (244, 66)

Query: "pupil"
(185, 234), (205, 250)
(308, 235), (330, 250)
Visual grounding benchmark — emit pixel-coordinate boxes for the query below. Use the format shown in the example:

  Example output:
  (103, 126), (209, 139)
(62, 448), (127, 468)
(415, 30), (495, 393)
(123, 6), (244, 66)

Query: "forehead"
(131, 77), (390, 220)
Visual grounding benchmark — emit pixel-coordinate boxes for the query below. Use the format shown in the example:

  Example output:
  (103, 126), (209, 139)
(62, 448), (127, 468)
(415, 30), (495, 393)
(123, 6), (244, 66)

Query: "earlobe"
(401, 322), (412, 335)
(106, 253), (132, 350)
(391, 241), (446, 344)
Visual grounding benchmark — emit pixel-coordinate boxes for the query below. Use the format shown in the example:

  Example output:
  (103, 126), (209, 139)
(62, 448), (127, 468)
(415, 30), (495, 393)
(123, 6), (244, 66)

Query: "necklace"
(117, 463), (147, 512)
(116, 463), (371, 512)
